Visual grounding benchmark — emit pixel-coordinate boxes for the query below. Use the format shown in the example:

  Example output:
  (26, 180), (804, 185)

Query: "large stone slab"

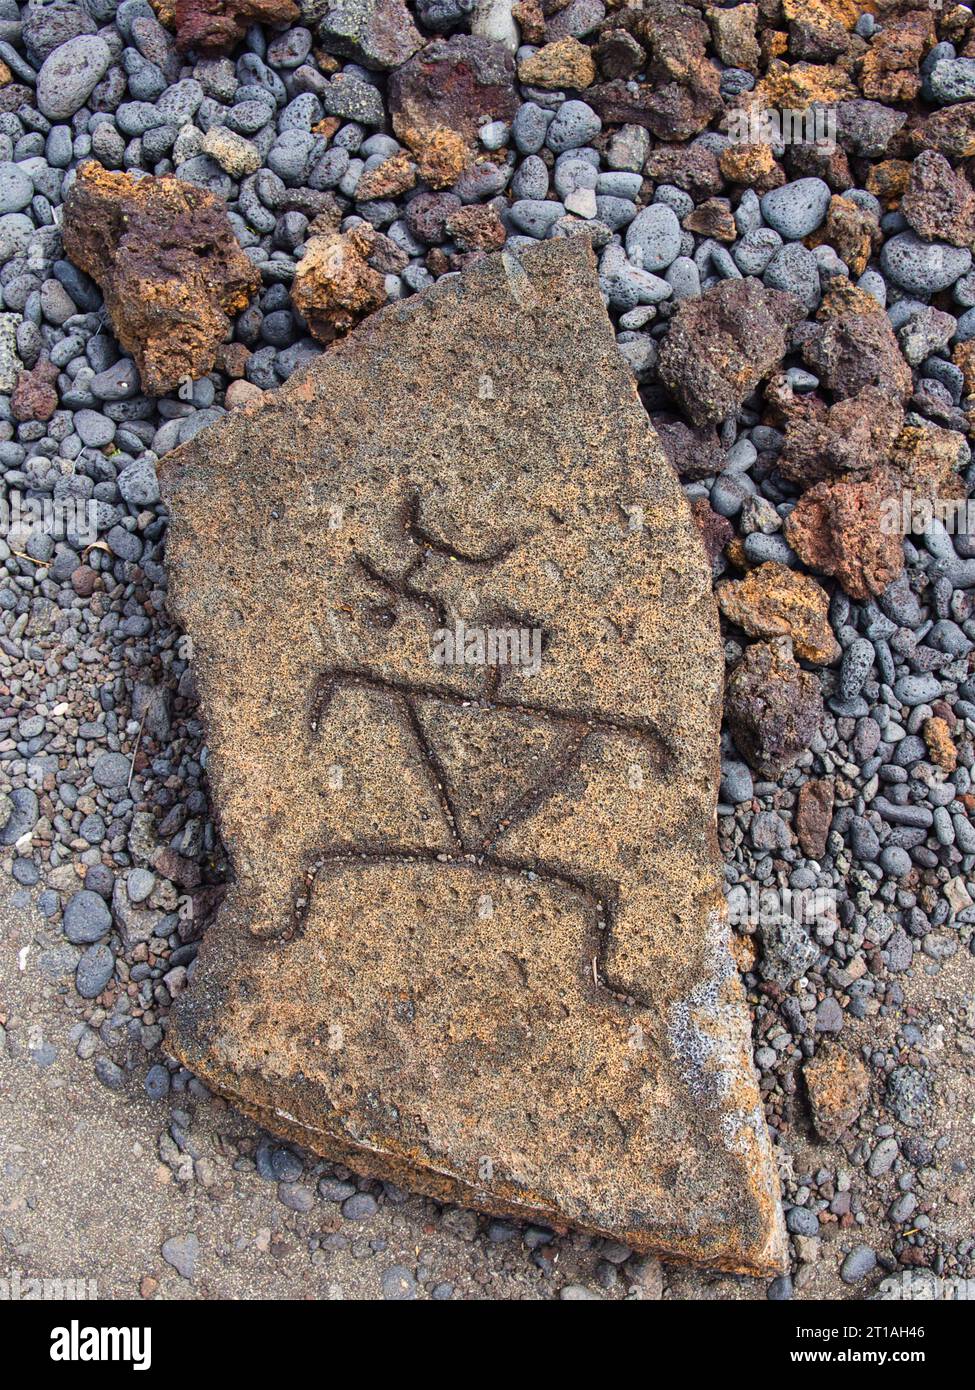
(161, 240), (785, 1276)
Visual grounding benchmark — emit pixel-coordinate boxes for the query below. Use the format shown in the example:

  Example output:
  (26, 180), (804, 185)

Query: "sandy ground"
(1, 874), (972, 1301)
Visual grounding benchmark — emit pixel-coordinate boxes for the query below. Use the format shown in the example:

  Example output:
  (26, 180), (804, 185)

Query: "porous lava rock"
(388, 34), (519, 148)
(173, 0), (301, 55)
(658, 277), (804, 426)
(161, 240), (785, 1276)
(725, 637), (824, 777)
(716, 562), (839, 665)
(784, 468), (906, 600)
(61, 162), (260, 396)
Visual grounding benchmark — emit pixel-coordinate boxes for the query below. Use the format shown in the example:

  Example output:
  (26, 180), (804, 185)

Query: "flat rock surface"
(161, 239), (785, 1275)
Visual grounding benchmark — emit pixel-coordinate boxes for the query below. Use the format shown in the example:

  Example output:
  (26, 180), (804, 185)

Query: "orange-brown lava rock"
(172, 0), (300, 55)
(161, 240), (786, 1277)
(61, 161), (260, 397)
(784, 468), (905, 600)
(803, 1047), (870, 1141)
(716, 562), (839, 665)
(290, 225), (387, 343)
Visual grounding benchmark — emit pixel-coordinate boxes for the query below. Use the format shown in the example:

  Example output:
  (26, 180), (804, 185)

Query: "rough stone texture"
(716, 562), (839, 666)
(290, 226), (387, 342)
(161, 240), (785, 1276)
(445, 203), (506, 251)
(172, 0), (301, 55)
(689, 497), (733, 575)
(312, 0), (424, 71)
(807, 195), (877, 277)
(644, 144), (722, 199)
(923, 716), (958, 774)
(707, 3), (759, 71)
(588, 0), (722, 138)
(801, 306), (913, 403)
(61, 162), (260, 397)
(388, 35), (520, 147)
(653, 417), (725, 481)
(10, 354), (59, 423)
(902, 150), (975, 248)
(410, 127), (469, 188)
(725, 637), (824, 778)
(352, 151), (417, 202)
(779, 386), (905, 486)
(518, 36), (596, 89)
(784, 468), (905, 601)
(658, 278), (804, 426)
(803, 1047), (870, 1142)
(890, 422), (967, 506)
(795, 777), (834, 861)
(719, 141), (784, 193)
(35, 35), (112, 120)
(916, 100), (975, 160)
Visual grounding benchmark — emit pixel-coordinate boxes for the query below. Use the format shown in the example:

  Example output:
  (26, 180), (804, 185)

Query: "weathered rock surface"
(388, 34), (519, 147)
(779, 387), (905, 486)
(725, 637), (824, 778)
(653, 416), (725, 481)
(290, 225), (387, 342)
(902, 150), (975, 248)
(35, 34), (112, 120)
(795, 777), (834, 861)
(161, 240), (785, 1275)
(784, 468), (905, 600)
(173, 0), (301, 55)
(62, 162), (260, 396)
(518, 36), (596, 89)
(800, 305), (912, 402)
(310, 0), (424, 71)
(804, 1047), (870, 1142)
(658, 277), (804, 426)
(716, 562), (839, 665)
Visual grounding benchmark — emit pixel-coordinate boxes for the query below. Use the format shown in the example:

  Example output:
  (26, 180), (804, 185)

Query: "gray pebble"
(760, 178), (831, 239)
(76, 942), (115, 998)
(881, 232), (972, 294)
(840, 1244), (877, 1284)
(546, 100), (601, 153)
(625, 203), (681, 273)
(37, 36), (113, 120)
(381, 1264), (417, 1300)
(63, 889), (112, 944)
(342, 1192), (379, 1221)
(92, 751), (131, 788)
(0, 161), (33, 215)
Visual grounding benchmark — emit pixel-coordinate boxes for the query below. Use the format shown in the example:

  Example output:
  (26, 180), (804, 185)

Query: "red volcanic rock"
(61, 162), (260, 396)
